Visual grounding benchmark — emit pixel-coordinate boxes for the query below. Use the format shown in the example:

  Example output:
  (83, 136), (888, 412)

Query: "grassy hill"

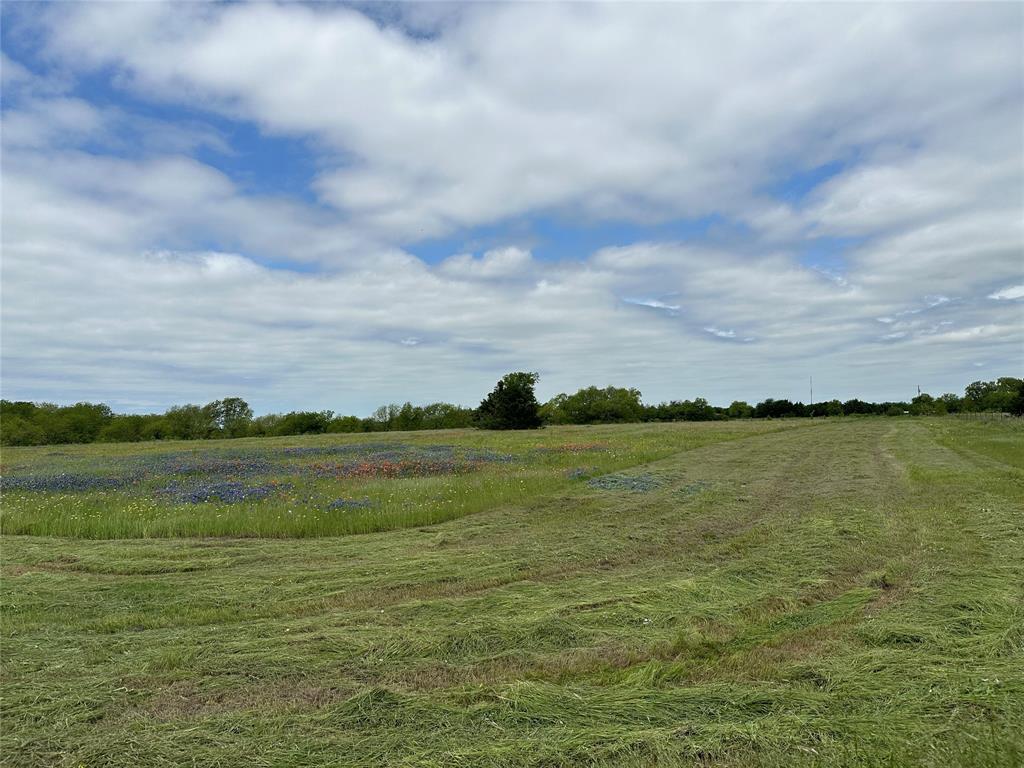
(2, 418), (1022, 766)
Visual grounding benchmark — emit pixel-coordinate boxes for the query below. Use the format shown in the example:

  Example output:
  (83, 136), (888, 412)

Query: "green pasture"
(1, 418), (1022, 766)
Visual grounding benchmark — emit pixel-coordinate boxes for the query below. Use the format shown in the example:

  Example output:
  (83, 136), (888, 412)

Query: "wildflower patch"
(156, 481), (290, 504)
(0, 473), (138, 493)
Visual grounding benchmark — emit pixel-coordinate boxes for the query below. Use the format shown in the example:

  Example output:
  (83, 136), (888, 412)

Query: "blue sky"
(1, 2), (1021, 414)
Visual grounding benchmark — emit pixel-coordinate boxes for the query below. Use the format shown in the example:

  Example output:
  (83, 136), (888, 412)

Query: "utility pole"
(810, 376), (813, 404)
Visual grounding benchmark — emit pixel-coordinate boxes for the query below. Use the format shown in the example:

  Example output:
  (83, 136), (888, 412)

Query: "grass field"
(0, 421), (795, 538)
(2, 418), (1022, 766)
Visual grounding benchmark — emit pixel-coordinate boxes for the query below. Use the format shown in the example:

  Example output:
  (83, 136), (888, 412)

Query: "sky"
(1, 1), (1022, 416)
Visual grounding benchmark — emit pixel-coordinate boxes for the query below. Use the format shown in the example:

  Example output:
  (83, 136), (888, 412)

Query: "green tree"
(0, 413), (46, 446)
(541, 386), (643, 424)
(963, 378), (1023, 412)
(476, 372), (542, 430)
(203, 397), (254, 438)
(937, 393), (962, 413)
(371, 404), (400, 430)
(395, 402), (424, 431)
(327, 415), (366, 433)
(539, 393), (570, 424)
(248, 414), (283, 437)
(1011, 380), (1024, 416)
(910, 393), (936, 416)
(47, 402), (114, 443)
(420, 403), (474, 429)
(843, 399), (874, 415)
(163, 404), (213, 440)
(274, 411), (332, 435)
(821, 399), (844, 416)
(727, 401), (754, 418)
(98, 415), (148, 443)
(991, 378), (1023, 412)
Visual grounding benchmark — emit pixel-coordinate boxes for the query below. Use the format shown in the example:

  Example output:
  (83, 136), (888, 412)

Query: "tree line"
(1, 375), (1020, 446)
(537, 377), (1023, 424)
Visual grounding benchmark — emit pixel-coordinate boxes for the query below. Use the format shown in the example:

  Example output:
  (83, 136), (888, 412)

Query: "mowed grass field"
(1, 418), (1022, 767)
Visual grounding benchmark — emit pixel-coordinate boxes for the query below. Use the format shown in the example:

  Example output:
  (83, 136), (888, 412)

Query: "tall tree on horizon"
(475, 372), (543, 430)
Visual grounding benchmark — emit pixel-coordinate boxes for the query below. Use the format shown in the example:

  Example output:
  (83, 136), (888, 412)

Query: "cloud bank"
(1, 2), (1021, 413)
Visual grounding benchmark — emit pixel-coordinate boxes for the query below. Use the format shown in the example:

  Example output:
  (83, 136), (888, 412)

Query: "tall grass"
(1, 420), (797, 538)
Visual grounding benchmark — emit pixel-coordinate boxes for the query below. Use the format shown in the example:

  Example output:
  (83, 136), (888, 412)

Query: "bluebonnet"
(463, 449), (516, 463)
(0, 473), (137, 492)
(156, 481), (289, 504)
(2, 441), (525, 501)
(146, 454), (274, 477)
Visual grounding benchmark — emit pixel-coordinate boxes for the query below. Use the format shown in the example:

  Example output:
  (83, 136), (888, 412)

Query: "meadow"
(0, 421), (794, 539)
(1, 417), (1022, 766)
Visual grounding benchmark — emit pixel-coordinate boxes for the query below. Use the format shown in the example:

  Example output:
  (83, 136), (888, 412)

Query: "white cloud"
(704, 327), (737, 339)
(2, 147), (388, 266)
(28, 2), (1023, 242)
(623, 298), (681, 313)
(439, 247), (533, 280)
(1, 2), (1022, 410)
(1, 96), (106, 149)
(924, 324), (1017, 344)
(989, 285), (1024, 301)
(806, 155), (1015, 238)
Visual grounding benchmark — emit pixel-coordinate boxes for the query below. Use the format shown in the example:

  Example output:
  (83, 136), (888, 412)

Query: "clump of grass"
(587, 472), (661, 492)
